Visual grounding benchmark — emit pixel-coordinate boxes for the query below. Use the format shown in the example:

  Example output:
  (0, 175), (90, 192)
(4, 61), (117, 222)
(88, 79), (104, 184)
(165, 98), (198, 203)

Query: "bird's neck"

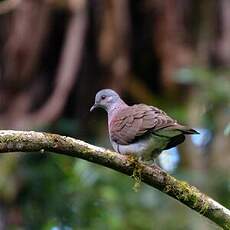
(107, 100), (128, 122)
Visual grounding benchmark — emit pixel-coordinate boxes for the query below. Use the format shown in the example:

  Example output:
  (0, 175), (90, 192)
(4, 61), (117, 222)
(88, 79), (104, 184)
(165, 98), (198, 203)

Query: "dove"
(90, 89), (199, 163)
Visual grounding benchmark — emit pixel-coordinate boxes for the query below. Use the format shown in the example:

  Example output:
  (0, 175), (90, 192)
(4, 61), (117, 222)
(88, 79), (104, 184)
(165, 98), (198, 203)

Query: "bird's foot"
(139, 157), (164, 172)
(147, 161), (167, 174)
(150, 162), (162, 170)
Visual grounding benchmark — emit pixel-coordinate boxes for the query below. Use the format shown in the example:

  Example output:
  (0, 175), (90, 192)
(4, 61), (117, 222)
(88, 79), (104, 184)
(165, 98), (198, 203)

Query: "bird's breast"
(110, 134), (168, 157)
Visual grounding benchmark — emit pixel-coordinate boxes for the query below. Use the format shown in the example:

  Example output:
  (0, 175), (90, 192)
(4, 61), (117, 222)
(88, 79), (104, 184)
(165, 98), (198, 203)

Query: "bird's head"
(90, 89), (121, 112)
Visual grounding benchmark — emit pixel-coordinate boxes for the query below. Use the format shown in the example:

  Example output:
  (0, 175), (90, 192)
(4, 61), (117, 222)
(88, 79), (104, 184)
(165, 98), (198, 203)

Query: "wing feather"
(109, 104), (179, 145)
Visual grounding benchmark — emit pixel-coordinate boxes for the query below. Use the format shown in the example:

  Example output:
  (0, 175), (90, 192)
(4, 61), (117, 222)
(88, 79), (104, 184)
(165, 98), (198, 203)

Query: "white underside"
(111, 134), (168, 160)
(110, 129), (182, 161)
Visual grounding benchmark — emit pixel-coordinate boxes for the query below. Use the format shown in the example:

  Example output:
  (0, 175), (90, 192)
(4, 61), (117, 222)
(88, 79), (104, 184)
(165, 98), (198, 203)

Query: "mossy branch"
(0, 130), (229, 229)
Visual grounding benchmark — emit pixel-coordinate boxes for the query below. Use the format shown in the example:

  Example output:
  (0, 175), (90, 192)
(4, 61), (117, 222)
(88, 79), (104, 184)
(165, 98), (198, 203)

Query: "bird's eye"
(101, 95), (106, 100)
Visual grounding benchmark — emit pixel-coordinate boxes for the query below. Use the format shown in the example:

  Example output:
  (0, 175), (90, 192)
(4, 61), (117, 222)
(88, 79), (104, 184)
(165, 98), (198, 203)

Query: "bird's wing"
(109, 104), (179, 145)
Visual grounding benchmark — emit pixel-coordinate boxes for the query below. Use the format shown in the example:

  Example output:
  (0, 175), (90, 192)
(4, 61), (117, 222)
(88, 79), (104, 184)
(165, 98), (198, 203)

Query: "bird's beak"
(90, 104), (97, 112)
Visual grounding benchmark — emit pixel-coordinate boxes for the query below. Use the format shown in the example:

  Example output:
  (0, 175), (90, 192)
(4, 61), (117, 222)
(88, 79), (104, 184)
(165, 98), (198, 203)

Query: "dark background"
(0, 0), (229, 229)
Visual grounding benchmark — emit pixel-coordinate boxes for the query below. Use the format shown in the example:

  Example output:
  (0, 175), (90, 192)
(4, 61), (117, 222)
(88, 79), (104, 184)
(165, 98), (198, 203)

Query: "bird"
(90, 89), (199, 163)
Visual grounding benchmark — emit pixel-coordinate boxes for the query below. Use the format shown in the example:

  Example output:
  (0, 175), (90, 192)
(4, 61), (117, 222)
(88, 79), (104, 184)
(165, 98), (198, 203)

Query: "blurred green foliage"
(175, 67), (230, 104)
(0, 151), (226, 230)
(175, 67), (230, 130)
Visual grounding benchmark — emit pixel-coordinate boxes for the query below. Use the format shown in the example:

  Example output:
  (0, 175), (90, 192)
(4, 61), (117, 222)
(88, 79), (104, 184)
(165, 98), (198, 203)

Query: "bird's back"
(109, 103), (198, 147)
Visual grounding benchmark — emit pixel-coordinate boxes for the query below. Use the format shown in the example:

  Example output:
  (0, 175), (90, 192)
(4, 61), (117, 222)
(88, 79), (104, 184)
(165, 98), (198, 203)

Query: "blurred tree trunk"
(1, 0), (52, 128)
(153, 0), (193, 91)
(210, 0), (230, 171)
(185, 0), (230, 171)
(98, 0), (131, 93)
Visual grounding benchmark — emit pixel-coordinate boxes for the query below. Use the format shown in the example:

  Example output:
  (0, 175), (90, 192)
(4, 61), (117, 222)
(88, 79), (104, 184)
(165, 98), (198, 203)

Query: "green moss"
(164, 179), (191, 201)
(104, 151), (116, 160)
(199, 201), (209, 215)
(126, 155), (144, 192)
(223, 223), (230, 230)
(131, 165), (142, 192)
(190, 193), (199, 208)
(163, 177), (210, 215)
(0, 135), (18, 143)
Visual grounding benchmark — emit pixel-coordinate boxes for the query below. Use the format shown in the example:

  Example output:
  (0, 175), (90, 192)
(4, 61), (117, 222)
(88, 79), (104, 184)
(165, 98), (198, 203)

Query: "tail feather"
(175, 124), (199, 135)
(164, 134), (185, 150)
(163, 128), (199, 150)
(180, 128), (199, 135)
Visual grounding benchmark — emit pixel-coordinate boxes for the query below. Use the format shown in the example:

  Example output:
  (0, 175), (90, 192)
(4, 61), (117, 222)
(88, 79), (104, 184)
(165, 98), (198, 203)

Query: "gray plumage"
(90, 89), (199, 162)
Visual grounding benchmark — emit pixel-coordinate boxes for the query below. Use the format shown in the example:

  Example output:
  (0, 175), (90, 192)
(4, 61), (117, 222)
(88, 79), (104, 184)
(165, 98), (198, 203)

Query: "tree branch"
(0, 130), (229, 229)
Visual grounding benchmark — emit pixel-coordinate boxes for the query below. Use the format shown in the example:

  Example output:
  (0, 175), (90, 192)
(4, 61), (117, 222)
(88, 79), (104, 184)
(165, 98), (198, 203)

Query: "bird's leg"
(144, 150), (164, 171)
(138, 154), (165, 173)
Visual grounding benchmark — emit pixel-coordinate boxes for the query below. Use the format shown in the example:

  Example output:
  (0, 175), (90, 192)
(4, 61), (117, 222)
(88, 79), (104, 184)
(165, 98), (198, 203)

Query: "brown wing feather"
(109, 104), (179, 145)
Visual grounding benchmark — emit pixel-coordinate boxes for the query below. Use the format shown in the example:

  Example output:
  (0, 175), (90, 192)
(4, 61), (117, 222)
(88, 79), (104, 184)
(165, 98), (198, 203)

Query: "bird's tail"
(179, 127), (199, 135)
